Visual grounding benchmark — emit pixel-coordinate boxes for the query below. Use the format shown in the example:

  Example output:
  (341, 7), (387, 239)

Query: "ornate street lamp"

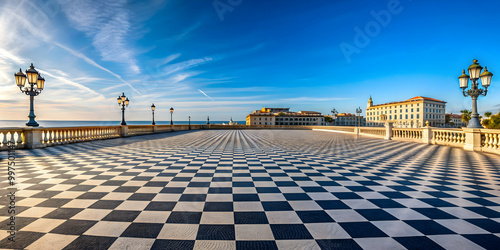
(151, 104), (156, 125)
(117, 92), (129, 125)
(459, 59), (493, 128)
(170, 107), (174, 125)
(188, 116), (191, 130)
(207, 116), (210, 125)
(15, 63), (45, 127)
(356, 107), (362, 127)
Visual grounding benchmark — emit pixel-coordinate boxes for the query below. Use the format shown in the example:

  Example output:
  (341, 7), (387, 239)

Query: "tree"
(278, 112), (285, 116)
(324, 116), (333, 124)
(485, 111), (492, 118)
(482, 111), (500, 129)
(460, 109), (471, 125)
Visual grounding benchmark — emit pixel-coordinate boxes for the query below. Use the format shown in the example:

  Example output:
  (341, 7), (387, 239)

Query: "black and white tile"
(1, 130), (499, 249)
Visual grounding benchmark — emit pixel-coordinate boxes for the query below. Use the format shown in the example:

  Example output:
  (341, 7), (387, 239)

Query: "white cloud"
(59, 0), (140, 74)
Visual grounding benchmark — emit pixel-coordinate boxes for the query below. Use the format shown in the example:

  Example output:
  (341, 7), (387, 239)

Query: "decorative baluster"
(57, 130), (62, 143)
(493, 134), (498, 149)
(483, 133), (490, 147)
(17, 132), (23, 145)
(488, 134), (493, 148)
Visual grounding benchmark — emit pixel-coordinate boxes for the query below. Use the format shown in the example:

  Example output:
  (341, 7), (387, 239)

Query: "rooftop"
(369, 96), (446, 108)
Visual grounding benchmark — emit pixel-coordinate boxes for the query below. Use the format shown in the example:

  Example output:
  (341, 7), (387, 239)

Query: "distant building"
(446, 113), (467, 128)
(246, 107), (325, 126)
(332, 113), (366, 126)
(366, 96), (446, 128)
(222, 118), (239, 125)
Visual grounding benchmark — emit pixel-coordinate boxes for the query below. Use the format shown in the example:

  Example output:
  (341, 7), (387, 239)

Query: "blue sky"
(1, 0), (499, 122)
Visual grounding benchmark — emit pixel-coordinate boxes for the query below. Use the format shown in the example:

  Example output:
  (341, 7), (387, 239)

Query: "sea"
(0, 120), (246, 128)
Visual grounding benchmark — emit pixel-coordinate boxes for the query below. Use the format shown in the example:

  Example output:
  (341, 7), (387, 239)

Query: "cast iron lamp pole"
(356, 107), (362, 127)
(151, 104), (156, 125)
(117, 93), (129, 125)
(15, 63), (45, 127)
(188, 116), (191, 130)
(207, 116), (210, 125)
(170, 107), (174, 125)
(459, 59), (493, 128)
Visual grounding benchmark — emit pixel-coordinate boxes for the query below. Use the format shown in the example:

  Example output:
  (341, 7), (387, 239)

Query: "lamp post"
(207, 116), (210, 125)
(151, 104), (156, 125)
(188, 116), (191, 130)
(117, 92), (129, 125)
(15, 63), (45, 127)
(459, 59), (493, 128)
(356, 107), (362, 127)
(170, 107), (174, 125)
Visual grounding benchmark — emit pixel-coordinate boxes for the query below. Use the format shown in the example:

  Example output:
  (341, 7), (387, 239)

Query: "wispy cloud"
(163, 57), (214, 76)
(52, 42), (140, 94)
(38, 69), (104, 98)
(198, 89), (215, 102)
(59, 0), (140, 74)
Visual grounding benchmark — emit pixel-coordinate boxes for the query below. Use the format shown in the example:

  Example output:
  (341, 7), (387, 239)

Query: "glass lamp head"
(117, 96), (122, 105)
(459, 69), (469, 89)
(151, 103), (155, 111)
(25, 63), (39, 84)
(468, 59), (483, 80)
(125, 98), (129, 106)
(120, 92), (126, 102)
(170, 107), (174, 114)
(480, 66), (493, 88)
(15, 68), (26, 87)
(36, 75), (45, 90)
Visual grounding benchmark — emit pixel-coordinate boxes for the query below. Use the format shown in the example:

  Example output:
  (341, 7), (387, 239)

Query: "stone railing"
(40, 126), (121, 146)
(359, 127), (386, 137)
(0, 125), (204, 150)
(393, 128), (423, 141)
(127, 125), (155, 136)
(431, 129), (466, 146)
(0, 128), (25, 150)
(481, 130), (500, 154)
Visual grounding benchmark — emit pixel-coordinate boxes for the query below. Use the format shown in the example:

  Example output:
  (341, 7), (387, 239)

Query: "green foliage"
(482, 112), (500, 129)
(324, 116), (333, 123)
(460, 109), (471, 124)
(484, 112), (492, 117)
(278, 112), (285, 116)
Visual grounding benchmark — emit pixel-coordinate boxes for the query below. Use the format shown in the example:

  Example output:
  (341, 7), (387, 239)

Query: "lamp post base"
(467, 117), (483, 128)
(26, 121), (39, 127)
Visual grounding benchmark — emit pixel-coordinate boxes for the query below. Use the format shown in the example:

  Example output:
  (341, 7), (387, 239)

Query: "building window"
(417, 114), (420, 119)
(405, 114), (408, 119)
(400, 114), (402, 119)
(417, 108), (419, 112)
(411, 114), (413, 119)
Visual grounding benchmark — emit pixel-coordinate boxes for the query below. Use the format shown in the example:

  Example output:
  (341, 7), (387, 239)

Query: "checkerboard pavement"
(1, 129), (500, 249)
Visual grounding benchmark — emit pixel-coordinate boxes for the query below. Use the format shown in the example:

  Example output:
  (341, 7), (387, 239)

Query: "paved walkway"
(0, 130), (499, 249)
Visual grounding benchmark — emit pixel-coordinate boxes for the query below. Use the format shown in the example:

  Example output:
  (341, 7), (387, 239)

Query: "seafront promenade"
(0, 129), (499, 249)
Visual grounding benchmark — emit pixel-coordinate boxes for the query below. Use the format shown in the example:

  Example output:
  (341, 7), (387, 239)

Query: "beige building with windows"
(246, 108), (325, 126)
(366, 96), (446, 128)
(333, 113), (366, 126)
(446, 113), (467, 128)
